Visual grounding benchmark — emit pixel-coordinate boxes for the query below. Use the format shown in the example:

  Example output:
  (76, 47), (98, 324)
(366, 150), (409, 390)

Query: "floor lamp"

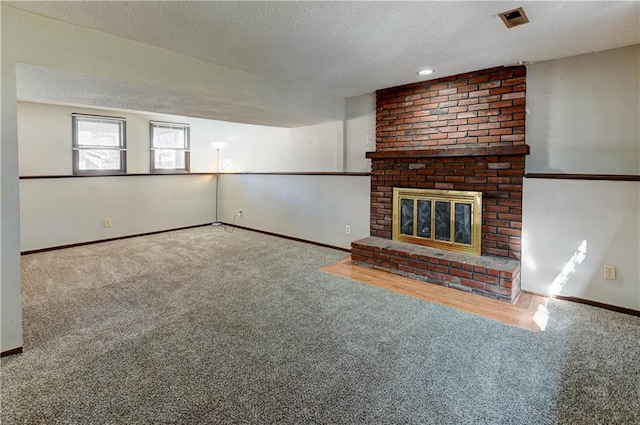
(211, 142), (226, 226)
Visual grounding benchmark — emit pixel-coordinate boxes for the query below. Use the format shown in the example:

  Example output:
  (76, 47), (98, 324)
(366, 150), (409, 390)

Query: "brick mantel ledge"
(366, 145), (530, 159)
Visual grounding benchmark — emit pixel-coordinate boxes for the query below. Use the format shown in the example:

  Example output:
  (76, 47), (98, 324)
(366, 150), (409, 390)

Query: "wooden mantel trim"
(365, 145), (530, 159)
(525, 173), (640, 182)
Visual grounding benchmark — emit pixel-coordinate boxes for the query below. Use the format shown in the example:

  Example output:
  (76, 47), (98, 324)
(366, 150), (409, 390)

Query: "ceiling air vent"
(499, 7), (529, 29)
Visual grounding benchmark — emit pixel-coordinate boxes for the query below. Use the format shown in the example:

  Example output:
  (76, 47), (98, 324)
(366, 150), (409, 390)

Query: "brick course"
(352, 237), (521, 302)
(370, 153), (525, 259)
(376, 66), (526, 151)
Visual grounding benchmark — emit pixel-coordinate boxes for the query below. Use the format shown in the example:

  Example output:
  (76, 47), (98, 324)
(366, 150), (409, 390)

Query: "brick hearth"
(355, 65), (529, 303)
(352, 237), (521, 302)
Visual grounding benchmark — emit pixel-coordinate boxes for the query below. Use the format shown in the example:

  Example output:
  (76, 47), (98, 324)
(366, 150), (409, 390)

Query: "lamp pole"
(212, 146), (222, 226)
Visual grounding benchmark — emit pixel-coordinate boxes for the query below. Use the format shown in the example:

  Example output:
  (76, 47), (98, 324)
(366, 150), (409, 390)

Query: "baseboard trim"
(221, 223), (351, 253)
(21, 223), (213, 255)
(523, 290), (640, 317)
(552, 294), (640, 317)
(1, 347), (23, 357)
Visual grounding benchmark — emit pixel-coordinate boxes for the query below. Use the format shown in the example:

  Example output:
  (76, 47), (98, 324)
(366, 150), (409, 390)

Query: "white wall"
(526, 45), (639, 174)
(219, 174), (370, 250)
(20, 176), (216, 252)
(17, 101), (271, 175)
(17, 101), (372, 251)
(522, 45), (640, 309)
(1, 5), (24, 353)
(215, 95), (375, 173)
(345, 95), (375, 172)
(220, 121), (342, 173)
(18, 101), (354, 176)
(16, 102), (218, 251)
(213, 96), (373, 249)
(522, 179), (639, 310)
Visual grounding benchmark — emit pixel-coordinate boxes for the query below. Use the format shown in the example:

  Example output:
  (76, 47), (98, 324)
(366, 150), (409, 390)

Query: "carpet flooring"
(2, 227), (639, 424)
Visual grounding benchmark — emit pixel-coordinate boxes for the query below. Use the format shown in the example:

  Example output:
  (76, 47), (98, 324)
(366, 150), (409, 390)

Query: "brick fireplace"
(352, 65), (529, 302)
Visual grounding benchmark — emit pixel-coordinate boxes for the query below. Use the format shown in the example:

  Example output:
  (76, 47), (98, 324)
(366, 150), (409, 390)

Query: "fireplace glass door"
(393, 188), (482, 255)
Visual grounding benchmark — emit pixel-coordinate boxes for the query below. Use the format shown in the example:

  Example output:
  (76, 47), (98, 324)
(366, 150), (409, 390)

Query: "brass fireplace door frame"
(392, 188), (482, 255)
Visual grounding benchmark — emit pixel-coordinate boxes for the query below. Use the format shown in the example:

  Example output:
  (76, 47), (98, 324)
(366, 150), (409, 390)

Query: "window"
(73, 114), (126, 175)
(150, 122), (190, 173)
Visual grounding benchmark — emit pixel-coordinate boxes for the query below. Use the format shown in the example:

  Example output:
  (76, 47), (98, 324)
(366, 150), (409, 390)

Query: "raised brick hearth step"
(351, 237), (521, 303)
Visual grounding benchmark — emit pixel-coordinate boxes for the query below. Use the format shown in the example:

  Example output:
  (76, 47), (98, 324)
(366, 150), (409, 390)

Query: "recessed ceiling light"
(417, 69), (435, 76)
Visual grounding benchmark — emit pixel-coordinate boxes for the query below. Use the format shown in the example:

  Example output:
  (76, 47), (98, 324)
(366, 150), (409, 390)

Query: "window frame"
(149, 121), (191, 174)
(72, 113), (127, 176)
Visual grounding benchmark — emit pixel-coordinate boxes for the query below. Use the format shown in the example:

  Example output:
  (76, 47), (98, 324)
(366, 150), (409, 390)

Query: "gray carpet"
(2, 227), (639, 424)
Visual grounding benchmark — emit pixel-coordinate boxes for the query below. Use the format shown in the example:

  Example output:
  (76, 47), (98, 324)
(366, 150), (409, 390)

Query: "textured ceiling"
(9, 1), (640, 99)
(16, 65), (332, 128)
(9, 1), (640, 97)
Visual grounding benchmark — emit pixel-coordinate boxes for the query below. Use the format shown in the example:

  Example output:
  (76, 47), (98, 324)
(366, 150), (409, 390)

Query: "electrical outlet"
(104, 218), (112, 228)
(604, 265), (616, 280)
(238, 210), (243, 217)
(345, 225), (351, 235)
